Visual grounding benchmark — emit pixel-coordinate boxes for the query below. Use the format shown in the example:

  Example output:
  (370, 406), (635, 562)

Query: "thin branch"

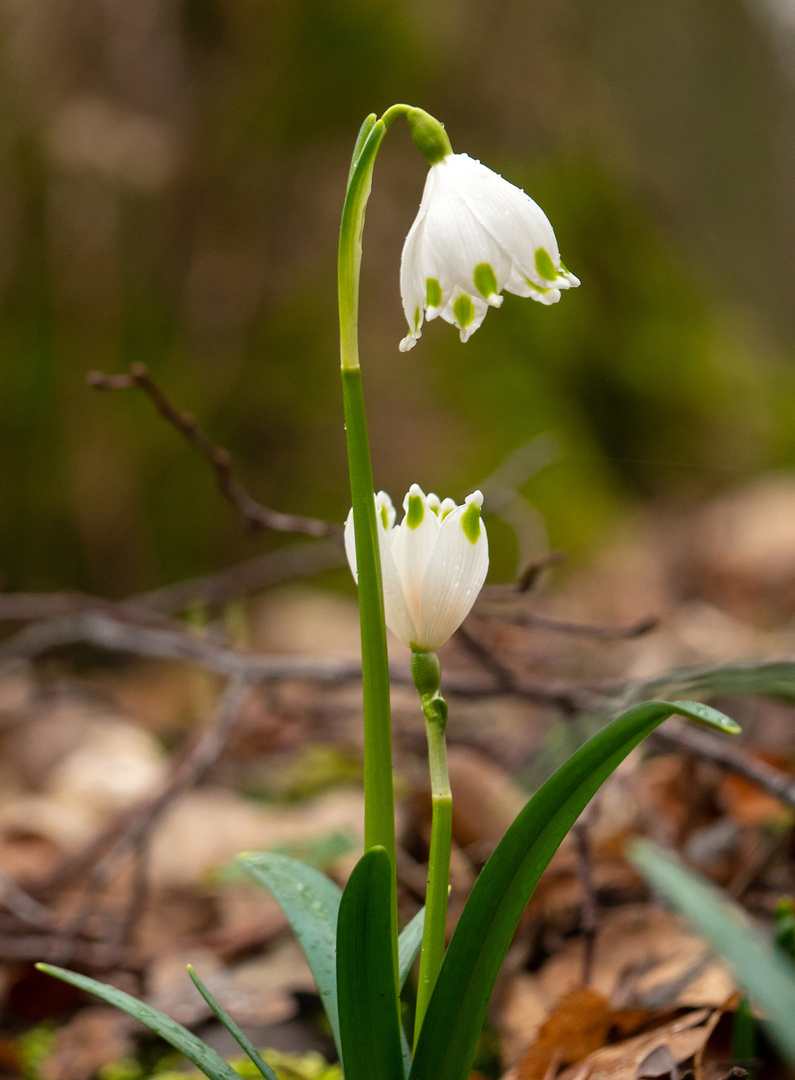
(0, 866), (56, 930)
(131, 539), (345, 615)
(473, 602), (659, 641)
(0, 607), (608, 711)
(653, 722), (795, 809)
(87, 363), (341, 541)
(49, 676), (252, 960)
(455, 622), (603, 713)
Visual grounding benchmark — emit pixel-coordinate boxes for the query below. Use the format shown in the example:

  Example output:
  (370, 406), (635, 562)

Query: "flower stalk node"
(406, 107), (453, 165)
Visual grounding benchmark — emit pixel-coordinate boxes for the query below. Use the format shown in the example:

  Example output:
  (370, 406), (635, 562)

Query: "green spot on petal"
(525, 276), (550, 294)
(535, 248), (557, 282)
(452, 294), (474, 328)
(426, 278), (442, 309)
(473, 262), (498, 299)
(414, 306), (421, 330)
(380, 504), (389, 529)
(461, 502), (481, 544)
(406, 492), (425, 529)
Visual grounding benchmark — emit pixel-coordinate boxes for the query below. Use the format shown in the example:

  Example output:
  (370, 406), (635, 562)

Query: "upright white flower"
(345, 485), (488, 651)
(399, 152), (579, 352)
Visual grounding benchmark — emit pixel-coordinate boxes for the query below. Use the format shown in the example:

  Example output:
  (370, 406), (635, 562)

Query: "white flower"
(399, 152), (580, 352)
(345, 485), (489, 651)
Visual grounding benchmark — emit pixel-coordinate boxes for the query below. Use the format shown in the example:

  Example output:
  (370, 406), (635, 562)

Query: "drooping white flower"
(399, 152), (579, 352)
(345, 485), (488, 651)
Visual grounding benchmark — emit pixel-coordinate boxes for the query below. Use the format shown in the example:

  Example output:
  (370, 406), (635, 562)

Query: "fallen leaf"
(40, 1008), (134, 1080)
(556, 1008), (722, 1080)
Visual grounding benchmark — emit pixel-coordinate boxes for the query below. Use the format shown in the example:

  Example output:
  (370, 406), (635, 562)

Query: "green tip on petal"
(406, 491), (425, 529)
(534, 248), (558, 282)
(453, 294), (474, 329)
(473, 262), (498, 299)
(426, 277), (442, 309)
(461, 501), (481, 544)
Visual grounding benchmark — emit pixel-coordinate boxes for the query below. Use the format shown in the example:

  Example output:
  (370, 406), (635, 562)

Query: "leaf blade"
(240, 852), (342, 1056)
(337, 847), (404, 1080)
(36, 964), (243, 1080)
(630, 840), (795, 1065)
(409, 699), (738, 1080)
(398, 906), (425, 989)
(187, 965), (279, 1080)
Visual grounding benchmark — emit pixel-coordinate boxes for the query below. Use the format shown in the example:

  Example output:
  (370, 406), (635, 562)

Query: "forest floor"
(4, 473), (795, 1080)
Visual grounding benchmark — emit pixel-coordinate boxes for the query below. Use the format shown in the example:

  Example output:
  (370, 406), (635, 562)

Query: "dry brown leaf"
(148, 786), (363, 888)
(446, 746), (527, 848)
(718, 753), (794, 826)
(40, 1008), (135, 1080)
(536, 906), (734, 1013)
(555, 1008), (721, 1080)
(516, 987), (615, 1080)
(146, 939), (316, 1026)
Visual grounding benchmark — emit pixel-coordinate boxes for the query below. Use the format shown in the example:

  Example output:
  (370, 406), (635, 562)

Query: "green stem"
(415, 708), (452, 1045)
(337, 104), (411, 977)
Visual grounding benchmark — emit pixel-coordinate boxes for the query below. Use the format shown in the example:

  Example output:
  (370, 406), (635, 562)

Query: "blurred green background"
(1, 0), (794, 596)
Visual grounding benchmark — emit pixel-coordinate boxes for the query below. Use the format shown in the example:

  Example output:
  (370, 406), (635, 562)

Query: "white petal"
(379, 526), (419, 647)
(344, 507), (358, 582)
(390, 484), (441, 637)
(414, 491), (489, 650)
(448, 154), (559, 266)
(375, 490), (396, 530)
(420, 160), (512, 298)
(399, 205), (429, 351)
(437, 286), (489, 343)
(344, 491), (396, 583)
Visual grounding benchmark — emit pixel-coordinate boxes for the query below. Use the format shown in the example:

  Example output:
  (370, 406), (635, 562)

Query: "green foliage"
(240, 853), (344, 1059)
(34, 965), (246, 1080)
(630, 841), (795, 1065)
(18, 1023), (55, 1080)
(335, 847), (403, 1080)
(409, 700), (737, 1080)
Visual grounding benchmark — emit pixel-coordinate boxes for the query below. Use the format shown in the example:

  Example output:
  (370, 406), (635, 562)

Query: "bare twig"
(474, 601), (659, 641)
(50, 676), (252, 961)
(516, 550), (565, 593)
(0, 932), (144, 969)
(0, 607), (608, 712)
(132, 539), (345, 614)
(0, 866), (56, 930)
(455, 622), (603, 713)
(653, 722), (795, 809)
(87, 364), (340, 541)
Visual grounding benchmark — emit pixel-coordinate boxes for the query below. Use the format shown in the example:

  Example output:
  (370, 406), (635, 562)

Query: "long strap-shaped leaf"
(337, 846), (404, 1080)
(187, 965), (279, 1080)
(241, 852), (343, 1056)
(36, 964), (244, 1080)
(409, 699), (739, 1080)
(630, 840), (795, 1065)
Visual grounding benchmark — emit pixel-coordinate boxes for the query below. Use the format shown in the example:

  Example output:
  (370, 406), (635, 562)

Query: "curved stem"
(337, 105), (412, 979)
(414, 700), (452, 1045)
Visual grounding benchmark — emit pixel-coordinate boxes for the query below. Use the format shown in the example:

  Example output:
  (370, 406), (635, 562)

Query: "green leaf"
(337, 847), (404, 1080)
(240, 852), (342, 1058)
(398, 906), (425, 989)
(409, 699), (739, 1080)
(630, 841), (795, 1065)
(187, 966), (279, 1080)
(35, 964), (243, 1080)
(623, 659), (795, 709)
